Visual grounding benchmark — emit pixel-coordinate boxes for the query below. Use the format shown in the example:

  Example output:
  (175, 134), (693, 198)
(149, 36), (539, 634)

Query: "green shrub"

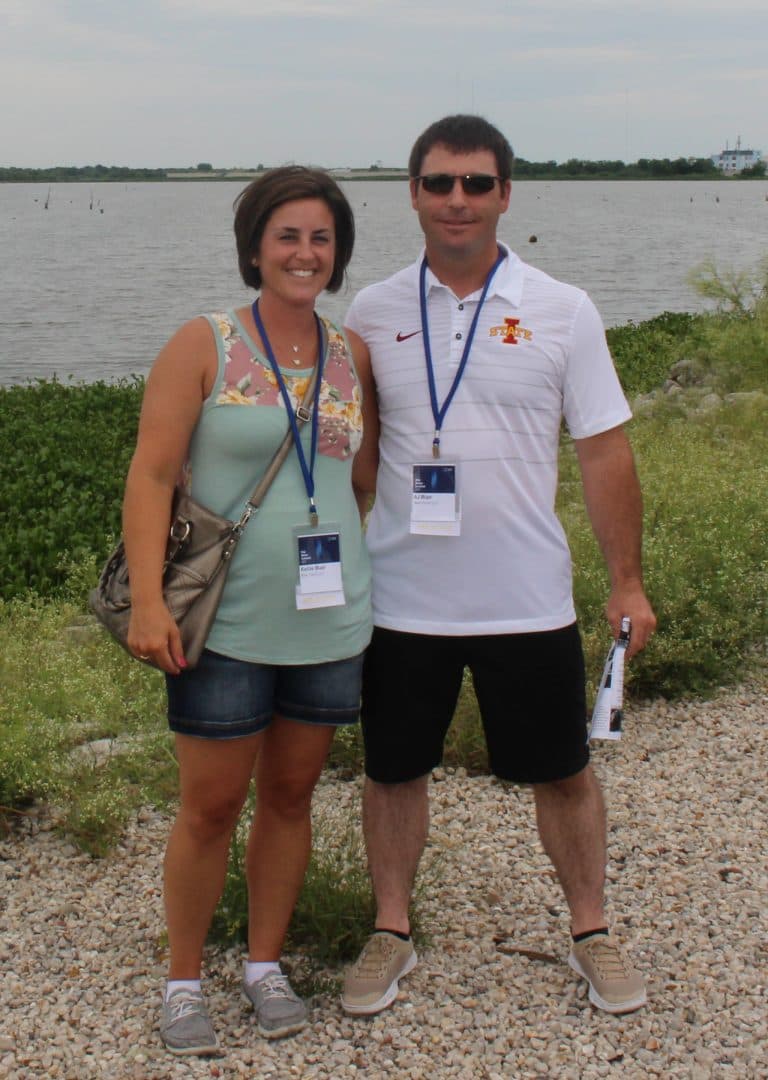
(0, 378), (142, 600)
(606, 310), (703, 396)
(687, 256), (768, 316)
(680, 257), (768, 394)
(689, 311), (768, 395)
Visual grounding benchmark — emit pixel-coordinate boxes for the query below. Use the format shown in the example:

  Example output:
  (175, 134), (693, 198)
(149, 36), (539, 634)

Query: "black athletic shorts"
(361, 623), (589, 785)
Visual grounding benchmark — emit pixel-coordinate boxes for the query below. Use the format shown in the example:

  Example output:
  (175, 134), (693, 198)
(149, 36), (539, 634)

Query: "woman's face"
(255, 197), (336, 305)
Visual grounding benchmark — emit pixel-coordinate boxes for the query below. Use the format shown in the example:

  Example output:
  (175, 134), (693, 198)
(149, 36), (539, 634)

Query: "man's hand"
(605, 580), (656, 660)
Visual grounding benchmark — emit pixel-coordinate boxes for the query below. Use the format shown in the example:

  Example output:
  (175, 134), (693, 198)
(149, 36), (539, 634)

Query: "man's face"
(410, 144), (511, 263)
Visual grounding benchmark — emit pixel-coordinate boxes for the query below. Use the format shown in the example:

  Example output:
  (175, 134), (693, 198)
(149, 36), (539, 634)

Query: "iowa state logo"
(490, 317), (533, 344)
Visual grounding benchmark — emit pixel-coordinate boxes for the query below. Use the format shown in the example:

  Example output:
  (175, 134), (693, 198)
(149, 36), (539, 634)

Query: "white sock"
(244, 960), (281, 985)
(165, 979), (201, 1002)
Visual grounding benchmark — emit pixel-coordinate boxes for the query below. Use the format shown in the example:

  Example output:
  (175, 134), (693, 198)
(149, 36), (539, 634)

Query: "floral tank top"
(184, 310), (372, 665)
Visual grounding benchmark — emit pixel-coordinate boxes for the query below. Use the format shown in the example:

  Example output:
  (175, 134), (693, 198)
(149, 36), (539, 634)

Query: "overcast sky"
(2, 0), (765, 169)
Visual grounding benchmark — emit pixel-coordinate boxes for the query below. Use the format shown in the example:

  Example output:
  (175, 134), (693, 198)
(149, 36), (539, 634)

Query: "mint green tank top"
(186, 311), (372, 664)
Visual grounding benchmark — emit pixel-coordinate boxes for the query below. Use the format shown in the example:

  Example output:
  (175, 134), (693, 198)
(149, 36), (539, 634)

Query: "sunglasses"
(415, 173), (503, 196)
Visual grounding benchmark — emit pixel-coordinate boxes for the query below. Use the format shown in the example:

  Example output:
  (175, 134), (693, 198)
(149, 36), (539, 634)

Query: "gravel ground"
(1, 677), (767, 1079)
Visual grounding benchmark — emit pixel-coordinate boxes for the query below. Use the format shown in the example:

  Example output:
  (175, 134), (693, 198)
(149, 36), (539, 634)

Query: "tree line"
(0, 165), (167, 182)
(513, 156), (723, 178)
(2, 157), (765, 183)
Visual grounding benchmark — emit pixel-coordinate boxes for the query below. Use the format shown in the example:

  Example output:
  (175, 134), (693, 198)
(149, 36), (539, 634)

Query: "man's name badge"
(410, 463), (461, 536)
(294, 526), (345, 609)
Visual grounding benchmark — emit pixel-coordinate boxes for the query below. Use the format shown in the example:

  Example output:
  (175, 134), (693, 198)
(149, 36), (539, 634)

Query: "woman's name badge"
(294, 526), (346, 609)
(410, 463), (461, 536)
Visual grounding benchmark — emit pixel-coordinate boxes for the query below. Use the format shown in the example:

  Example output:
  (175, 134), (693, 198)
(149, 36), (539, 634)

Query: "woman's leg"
(246, 716), (335, 960)
(164, 732), (263, 979)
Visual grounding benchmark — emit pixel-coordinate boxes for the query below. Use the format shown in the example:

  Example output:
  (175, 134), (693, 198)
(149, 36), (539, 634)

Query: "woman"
(122, 167), (377, 1056)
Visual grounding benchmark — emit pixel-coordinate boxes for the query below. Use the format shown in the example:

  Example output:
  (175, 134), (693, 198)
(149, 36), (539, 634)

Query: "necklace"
(253, 301), (314, 366)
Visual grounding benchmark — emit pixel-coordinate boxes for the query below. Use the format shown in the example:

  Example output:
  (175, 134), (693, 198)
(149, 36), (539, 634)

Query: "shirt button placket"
(451, 301), (469, 365)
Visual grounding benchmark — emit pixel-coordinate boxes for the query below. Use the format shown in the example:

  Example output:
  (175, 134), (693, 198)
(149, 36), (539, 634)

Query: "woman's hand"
(127, 600), (187, 674)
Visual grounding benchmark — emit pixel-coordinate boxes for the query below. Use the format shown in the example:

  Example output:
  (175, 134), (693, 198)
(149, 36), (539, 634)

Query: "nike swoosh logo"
(396, 330), (422, 342)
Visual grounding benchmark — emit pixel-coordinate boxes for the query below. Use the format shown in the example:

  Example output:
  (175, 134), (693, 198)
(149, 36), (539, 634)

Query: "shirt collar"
(415, 242), (524, 307)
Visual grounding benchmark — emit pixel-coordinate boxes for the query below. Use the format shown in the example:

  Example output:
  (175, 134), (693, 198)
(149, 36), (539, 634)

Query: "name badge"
(410, 463), (461, 536)
(294, 525), (346, 609)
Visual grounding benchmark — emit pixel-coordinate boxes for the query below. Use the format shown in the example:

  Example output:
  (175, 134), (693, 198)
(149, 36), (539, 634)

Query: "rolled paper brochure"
(590, 617), (631, 741)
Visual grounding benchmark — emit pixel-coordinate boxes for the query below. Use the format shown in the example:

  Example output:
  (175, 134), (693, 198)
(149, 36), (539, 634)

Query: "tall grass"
(561, 396), (768, 700)
(0, 566), (174, 855)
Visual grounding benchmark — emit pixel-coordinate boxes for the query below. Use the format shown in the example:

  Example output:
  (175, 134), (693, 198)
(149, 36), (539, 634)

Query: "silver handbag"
(89, 366), (318, 669)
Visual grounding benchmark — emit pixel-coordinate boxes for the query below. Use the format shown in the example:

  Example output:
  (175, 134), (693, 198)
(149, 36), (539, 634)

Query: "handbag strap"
(235, 334), (323, 530)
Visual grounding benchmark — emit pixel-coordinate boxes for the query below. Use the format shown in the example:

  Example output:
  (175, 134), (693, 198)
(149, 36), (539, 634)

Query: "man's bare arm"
(574, 425), (657, 659)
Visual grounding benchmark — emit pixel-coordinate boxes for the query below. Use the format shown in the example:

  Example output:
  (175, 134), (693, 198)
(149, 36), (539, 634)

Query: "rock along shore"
(1, 677), (766, 1079)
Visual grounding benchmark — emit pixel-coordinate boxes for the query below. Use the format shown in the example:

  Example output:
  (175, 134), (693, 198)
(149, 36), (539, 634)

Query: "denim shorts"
(166, 649), (365, 740)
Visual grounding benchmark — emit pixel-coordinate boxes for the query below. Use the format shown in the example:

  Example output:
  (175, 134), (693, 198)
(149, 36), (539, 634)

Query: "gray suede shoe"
(243, 972), (308, 1038)
(160, 988), (219, 1056)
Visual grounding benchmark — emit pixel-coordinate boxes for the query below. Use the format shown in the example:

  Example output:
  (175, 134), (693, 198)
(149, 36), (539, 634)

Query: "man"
(343, 115), (656, 1018)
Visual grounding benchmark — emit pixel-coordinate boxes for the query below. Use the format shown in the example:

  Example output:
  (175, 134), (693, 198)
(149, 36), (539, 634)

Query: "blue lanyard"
(251, 299), (325, 525)
(419, 246), (506, 457)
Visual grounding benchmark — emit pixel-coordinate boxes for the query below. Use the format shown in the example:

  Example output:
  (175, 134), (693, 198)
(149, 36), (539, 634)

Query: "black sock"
(572, 927), (609, 943)
(375, 928), (411, 942)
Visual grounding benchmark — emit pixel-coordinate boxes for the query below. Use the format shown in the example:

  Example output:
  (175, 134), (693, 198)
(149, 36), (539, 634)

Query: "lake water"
(1, 179), (766, 385)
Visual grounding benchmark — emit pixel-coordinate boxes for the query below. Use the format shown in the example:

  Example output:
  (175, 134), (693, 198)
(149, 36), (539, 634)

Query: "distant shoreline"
(3, 164), (765, 184)
(2, 173), (760, 184)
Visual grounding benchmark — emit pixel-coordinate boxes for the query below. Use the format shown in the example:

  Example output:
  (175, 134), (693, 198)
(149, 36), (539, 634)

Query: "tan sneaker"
(341, 932), (417, 1015)
(568, 933), (647, 1014)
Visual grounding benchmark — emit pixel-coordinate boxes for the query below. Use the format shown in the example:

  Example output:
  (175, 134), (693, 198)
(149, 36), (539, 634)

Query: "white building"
(711, 138), (763, 174)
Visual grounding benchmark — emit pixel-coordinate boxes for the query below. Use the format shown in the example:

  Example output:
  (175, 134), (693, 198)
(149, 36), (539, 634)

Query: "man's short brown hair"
(408, 115), (514, 180)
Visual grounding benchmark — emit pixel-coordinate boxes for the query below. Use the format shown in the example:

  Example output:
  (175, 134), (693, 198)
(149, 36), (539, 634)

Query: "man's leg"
(533, 763), (646, 1015)
(532, 763), (606, 935)
(363, 774), (430, 935)
(471, 625), (646, 1014)
(342, 628), (463, 1016)
(341, 774), (426, 1013)
(472, 626), (604, 931)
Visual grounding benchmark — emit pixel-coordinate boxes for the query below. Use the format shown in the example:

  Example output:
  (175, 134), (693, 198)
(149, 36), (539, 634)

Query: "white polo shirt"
(345, 244), (631, 635)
